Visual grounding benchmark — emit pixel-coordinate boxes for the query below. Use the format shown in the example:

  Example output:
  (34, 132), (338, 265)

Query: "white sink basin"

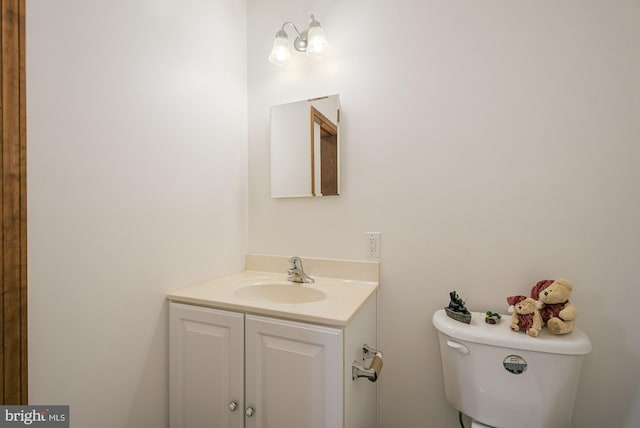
(234, 283), (326, 304)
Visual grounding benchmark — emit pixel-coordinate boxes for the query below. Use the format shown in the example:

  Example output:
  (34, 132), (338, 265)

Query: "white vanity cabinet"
(169, 295), (377, 428)
(169, 303), (244, 428)
(244, 314), (343, 428)
(168, 255), (380, 427)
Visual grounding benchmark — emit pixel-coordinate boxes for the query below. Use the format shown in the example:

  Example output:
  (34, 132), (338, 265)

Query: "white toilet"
(432, 309), (591, 428)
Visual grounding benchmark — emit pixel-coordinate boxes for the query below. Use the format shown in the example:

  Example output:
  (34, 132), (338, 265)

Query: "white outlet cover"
(365, 232), (381, 258)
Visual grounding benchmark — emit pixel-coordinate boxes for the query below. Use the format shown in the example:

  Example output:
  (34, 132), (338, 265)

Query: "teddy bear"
(506, 295), (542, 337)
(530, 279), (577, 335)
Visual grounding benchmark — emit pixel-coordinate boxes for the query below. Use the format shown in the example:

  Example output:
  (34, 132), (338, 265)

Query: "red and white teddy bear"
(506, 295), (542, 337)
(507, 278), (577, 336)
(530, 279), (577, 335)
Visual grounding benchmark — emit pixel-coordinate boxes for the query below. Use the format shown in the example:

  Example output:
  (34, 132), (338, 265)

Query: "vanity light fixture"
(268, 14), (331, 66)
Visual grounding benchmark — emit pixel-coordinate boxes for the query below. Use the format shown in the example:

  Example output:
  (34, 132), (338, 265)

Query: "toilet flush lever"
(447, 340), (470, 355)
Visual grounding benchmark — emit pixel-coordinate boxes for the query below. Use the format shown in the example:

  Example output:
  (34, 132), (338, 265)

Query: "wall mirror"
(270, 94), (340, 198)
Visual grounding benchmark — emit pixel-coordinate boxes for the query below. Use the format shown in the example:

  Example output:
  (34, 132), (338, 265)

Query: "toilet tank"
(432, 309), (591, 428)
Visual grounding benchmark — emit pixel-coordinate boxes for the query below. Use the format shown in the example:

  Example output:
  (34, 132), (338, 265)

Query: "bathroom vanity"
(167, 254), (380, 428)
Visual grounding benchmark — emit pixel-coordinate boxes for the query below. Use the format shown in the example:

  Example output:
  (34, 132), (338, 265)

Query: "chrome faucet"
(287, 256), (315, 283)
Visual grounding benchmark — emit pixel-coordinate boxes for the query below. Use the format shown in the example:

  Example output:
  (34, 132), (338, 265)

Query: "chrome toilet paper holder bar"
(352, 344), (384, 382)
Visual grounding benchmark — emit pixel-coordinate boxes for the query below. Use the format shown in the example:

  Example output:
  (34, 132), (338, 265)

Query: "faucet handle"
(286, 256), (314, 284)
(288, 256), (302, 269)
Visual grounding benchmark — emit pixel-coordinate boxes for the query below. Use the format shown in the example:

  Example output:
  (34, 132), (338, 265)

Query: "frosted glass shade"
(269, 35), (291, 65)
(306, 26), (330, 59)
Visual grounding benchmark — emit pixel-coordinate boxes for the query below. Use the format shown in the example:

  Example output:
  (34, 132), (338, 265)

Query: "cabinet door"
(245, 315), (343, 428)
(170, 303), (244, 428)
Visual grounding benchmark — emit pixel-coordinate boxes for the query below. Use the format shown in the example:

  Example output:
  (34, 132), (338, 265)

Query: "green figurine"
(485, 311), (502, 324)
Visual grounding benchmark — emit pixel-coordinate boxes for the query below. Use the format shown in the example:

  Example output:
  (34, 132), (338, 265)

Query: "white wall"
(248, 1), (640, 427)
(27, 1), (247, 427)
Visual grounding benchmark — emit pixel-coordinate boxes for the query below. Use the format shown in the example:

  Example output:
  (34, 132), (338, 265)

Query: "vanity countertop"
(166, 255), (379, 327)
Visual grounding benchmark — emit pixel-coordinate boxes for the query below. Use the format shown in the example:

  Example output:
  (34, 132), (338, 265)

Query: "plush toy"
(530, 279), (577, 335)
(507, 295), (542, 337)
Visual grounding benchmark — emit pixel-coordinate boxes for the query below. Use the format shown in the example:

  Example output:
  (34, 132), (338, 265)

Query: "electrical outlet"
(365, 232), (381, 258)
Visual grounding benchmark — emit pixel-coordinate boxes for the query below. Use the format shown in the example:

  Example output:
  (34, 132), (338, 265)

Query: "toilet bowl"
(432, 309), (591, 428)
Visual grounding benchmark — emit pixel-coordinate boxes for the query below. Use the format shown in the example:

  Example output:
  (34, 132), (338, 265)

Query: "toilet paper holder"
(352, 344), (384, 382)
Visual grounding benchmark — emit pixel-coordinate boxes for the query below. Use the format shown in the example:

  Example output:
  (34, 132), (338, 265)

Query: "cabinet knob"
(245, 407), (255, 417)
(228, 401), (238, 412)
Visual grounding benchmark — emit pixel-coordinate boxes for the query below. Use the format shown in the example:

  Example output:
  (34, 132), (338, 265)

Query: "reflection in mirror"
(271, 95), (340, 198)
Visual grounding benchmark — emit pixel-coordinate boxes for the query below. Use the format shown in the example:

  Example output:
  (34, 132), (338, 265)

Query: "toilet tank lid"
(432, 309), (592, 355)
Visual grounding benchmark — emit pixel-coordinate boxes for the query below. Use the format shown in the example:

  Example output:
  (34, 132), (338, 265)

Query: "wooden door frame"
(1, 0), (27, 404)
(309, 106), (337, 197)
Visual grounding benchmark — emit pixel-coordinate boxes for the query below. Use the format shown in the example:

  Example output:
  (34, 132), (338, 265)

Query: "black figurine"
(445, 290), (471, 324)
(448, 291), (470, 314)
